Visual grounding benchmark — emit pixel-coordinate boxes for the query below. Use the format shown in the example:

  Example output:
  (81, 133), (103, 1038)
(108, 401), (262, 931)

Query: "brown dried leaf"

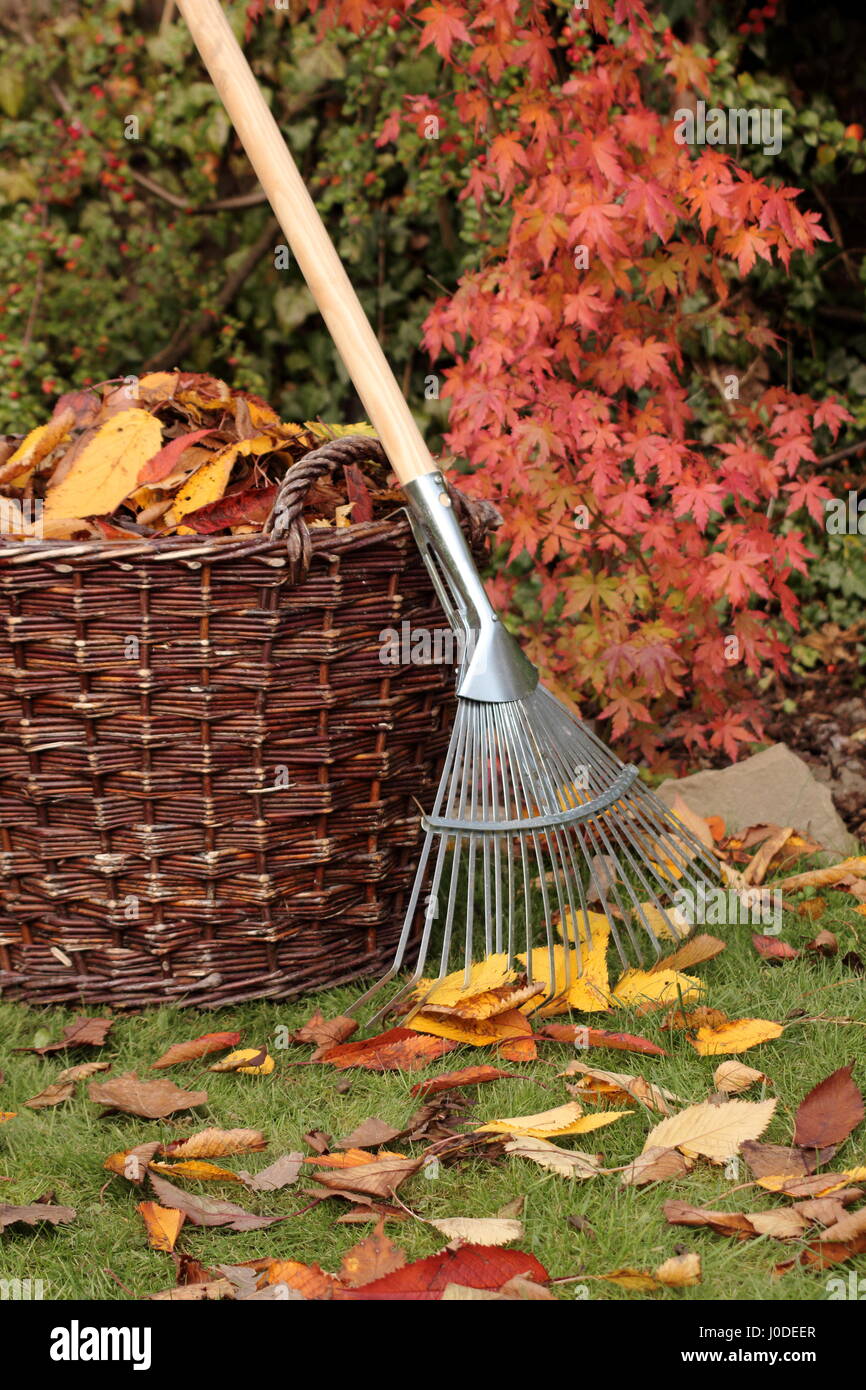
(0, 1202), (76, 1230)
(237, 1153), (303, 1191)
(619, 1146), (693, 1187)
(794, 1064), (864, 1148)
(339, 1221), (407, 1287)
(151, 1031), (241, 1068)
(24, 1081), (75, 1110)
(88, 1072), (207, 1119)
(147, 1172), (286, 1232)
(21, 1016), (113, 1055)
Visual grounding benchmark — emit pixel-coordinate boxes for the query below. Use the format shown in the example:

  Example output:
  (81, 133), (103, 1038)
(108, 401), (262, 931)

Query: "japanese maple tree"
(307, 0), (850, 761)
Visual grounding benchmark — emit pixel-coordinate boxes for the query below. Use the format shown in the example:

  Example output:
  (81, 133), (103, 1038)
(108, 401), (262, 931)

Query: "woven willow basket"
(0, 436), (496, 1009)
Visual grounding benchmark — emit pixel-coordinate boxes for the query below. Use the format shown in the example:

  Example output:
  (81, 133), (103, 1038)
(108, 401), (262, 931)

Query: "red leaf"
(335, 1244), (549, 1300)
(409, 1065), (519, 1099)
(180, 483), (278, 534)
(538, 1025), (666, 1057)
(343, 464), (374, 524)
(752, 934), (800, 963)
(139, 429), (215, 484)
(320, 1027), (457, 1072)
(794, 1065), (864, 1149)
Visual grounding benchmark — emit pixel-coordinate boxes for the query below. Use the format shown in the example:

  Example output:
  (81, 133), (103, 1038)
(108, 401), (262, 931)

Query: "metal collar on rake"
(421, 764), (640, 836)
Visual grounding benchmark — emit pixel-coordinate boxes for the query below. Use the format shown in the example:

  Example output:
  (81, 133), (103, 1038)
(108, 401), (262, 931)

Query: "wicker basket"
(0, 436), (496, 1009)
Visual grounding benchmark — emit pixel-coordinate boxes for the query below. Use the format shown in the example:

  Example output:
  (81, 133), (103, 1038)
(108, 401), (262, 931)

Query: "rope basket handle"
(264, 435), (501, 578)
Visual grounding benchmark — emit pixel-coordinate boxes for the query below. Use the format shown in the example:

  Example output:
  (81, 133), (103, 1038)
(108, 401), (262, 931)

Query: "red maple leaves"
(310, 0), (850, 759)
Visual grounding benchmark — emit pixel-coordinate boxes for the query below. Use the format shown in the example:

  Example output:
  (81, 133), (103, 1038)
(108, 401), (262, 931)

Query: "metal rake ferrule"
(421, 764), (640, 835)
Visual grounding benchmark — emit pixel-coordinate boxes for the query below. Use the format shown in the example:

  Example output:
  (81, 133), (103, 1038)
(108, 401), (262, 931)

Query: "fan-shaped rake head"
(353, 683), (721, 1030)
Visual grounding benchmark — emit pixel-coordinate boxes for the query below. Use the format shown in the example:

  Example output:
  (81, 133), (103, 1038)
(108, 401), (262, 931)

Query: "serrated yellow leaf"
(43, 410), (162, 521)
(535, 910), (611, 1014)
(477, 1101), (628, 1139)
(410, 1007), (531, 1047)
(168, 444), (238, 527)
(612, 968), (702, 1010)
(415, 955), (519, 1009)
(644, 1097), (777, 1161)
(304, 420), (377, 440)
(691, 1018), (784, 1056)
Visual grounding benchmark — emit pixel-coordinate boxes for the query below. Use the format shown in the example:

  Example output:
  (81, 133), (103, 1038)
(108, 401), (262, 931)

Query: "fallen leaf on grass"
(612, 968), (702, 1012)
(503, 1135), (602, 1178)
(805, 930), (838, 957)
(775, 1234), (866, 1274)
(237, 1154), (303, 1191)
(137, 1202), (185, 1252)
(147, 1172), (286, 1232)
(209, 1047), (274, 1075)
(334, 1244), (549, 1301)
(55, 1061), (111, 1082)
(773, 857), (866, 893)
(740, 1141), (810, 1179)
(537, 1024), (666, 1057)
(0, 1202), (76, 1230)
(749, 1209), (809, 1239)
(644, 1097), (777, 1161)
(496, 1034), (538, 1062)
(409, 1066), (519, 1099)
(690, 1018), (784, 1056)
(794, 1064), (864, 1148)
(312, 1154), (421, 1200)
(663, 1200), (759, 1240)
(409, 1006), (533, 1048)
(250, 1259), (337, 1298)
(419, 975), (544, 1022)
(793, 1197), (851, 1226)
(148, 1279), (234, 1302)
(528, 911), (612, 1013)
(335, 1223), (406, 1288)
(149, 1160), (244, 1184)
(338, 1118), (402, 1150)
(160, 1127), (266, 1159)
(19, 1016), (113, 1054)
(713, 1061), (772, 1094)
(0, 1113), (16, 1124)
(751, 934), (799, 962)
(756, 1172), (866, 1198)
(104, 1142), (161, 1184)
(743, 827), (793, 886)
(818, 1207), (866, 1242)
(89, 1073), (208, 1119)
(797, 899), (827, 922)
(477, 1101), (628, 1139)
(619, 1146), (693, 1186)
(429, 1216), (524, 1246)
(648, 934), (726, 974)
(599, 1252), (702, 1289)
(322, 1027), (457, 1072)
(441, 1275), (555, 1301)
(151, 1031), (241, 1068)
(25, 1081), (75, 1110)
(664, 1005), (728, 1032)
(561, 1061), (684, 1115)
(292, 1011), (357, 1060)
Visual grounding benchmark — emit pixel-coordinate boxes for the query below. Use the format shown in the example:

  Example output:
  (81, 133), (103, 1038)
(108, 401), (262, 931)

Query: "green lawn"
(1, 892), (866, 1302)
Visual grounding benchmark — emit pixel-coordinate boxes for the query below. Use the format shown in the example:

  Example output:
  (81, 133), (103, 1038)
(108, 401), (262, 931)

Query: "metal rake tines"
(352, 685), (721, 1029)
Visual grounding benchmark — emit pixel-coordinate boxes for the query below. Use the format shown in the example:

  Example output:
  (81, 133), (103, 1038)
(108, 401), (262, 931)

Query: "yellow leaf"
(410, 1007), (531, 1048)
(713, 1060), (771, 1094)
(477, 1101), (628, 1139)
(137, 1202), (185, 1252)
(209, 1047), (274, 1075)
(2, 409), (74, 486)
(649, 934), (725, 974)
(644, 1098), (777, 1161)
(148, 1160), (243, 1183)
(655, 1252), (701, 1287)
(414, 955), (518, 1009)
(612, 968), (702, 1011)
(691, 1018), (784, 1056)
(598, 1268), (662, 1291)
(43, 410), (162, 521)
(0, 1112), (16, 1123)
(167, 443), (238, 527)
(536, 911), (612, 1015)
(429, 1217), (523, 1246)
(304, 420), (377, 440)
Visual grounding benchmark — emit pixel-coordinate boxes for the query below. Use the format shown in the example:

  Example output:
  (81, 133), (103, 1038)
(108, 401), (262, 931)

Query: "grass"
(2, 889), (866, 1302)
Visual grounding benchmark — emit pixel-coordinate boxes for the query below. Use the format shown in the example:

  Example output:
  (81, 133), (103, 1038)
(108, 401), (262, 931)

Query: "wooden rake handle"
(176, 0), (437, 487)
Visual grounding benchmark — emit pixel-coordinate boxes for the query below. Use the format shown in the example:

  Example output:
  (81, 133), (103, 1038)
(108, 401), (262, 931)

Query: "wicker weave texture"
(0, 439), (494, 1008)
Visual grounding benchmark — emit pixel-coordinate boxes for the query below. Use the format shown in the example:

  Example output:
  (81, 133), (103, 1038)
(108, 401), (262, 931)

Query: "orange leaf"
(137, 1202), (185, 1252)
